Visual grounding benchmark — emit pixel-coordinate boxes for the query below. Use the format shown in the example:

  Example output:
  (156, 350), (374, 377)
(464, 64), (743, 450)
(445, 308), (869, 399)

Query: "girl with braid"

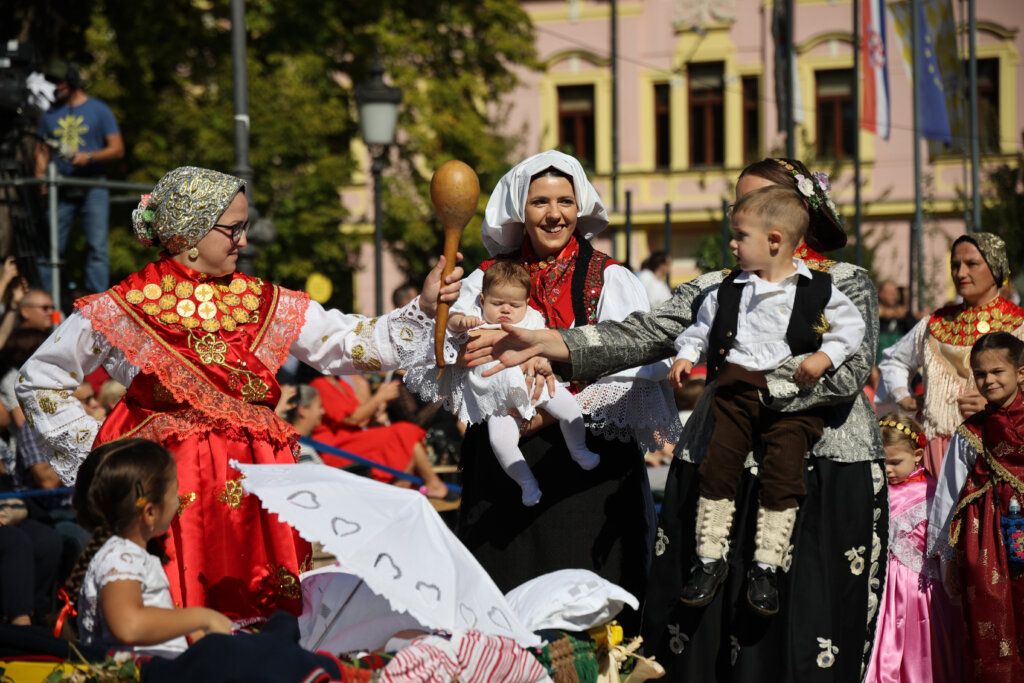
(66, 439), (231, 657)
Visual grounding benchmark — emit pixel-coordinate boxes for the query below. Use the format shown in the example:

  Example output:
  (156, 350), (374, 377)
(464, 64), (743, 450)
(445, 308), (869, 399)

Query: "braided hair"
(65, 439), (176, 604)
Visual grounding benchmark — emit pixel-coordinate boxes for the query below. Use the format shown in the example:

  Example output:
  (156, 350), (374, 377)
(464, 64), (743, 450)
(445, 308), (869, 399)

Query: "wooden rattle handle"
(430, 160), (479, 367)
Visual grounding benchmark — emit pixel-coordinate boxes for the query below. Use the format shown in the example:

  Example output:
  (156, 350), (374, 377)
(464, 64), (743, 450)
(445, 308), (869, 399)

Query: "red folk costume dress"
(931, 391), (1024, 682)
(309, 375), (425, 483)
(16, 254), (436, 624)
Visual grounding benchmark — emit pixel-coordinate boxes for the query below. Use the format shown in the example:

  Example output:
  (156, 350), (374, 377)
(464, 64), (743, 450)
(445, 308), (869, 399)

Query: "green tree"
(6, 0), (536, 302)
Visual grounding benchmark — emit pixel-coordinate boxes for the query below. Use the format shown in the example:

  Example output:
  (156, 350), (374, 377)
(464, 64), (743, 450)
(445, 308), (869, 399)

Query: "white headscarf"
(481, 150), (609, 256)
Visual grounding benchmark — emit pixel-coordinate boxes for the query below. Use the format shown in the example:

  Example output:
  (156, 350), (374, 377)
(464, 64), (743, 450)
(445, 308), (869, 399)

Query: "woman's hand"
(957, 388), (987, 419)
(467, 325), (569, 376)
(275, 384), (297, 418)
(521, 357), (556, 402)
(374, 379), (402, 404)
(418, 253), (464, 318)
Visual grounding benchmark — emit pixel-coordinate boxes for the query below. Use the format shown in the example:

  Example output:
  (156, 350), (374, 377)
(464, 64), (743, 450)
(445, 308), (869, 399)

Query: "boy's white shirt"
(673, 259), (865, 372)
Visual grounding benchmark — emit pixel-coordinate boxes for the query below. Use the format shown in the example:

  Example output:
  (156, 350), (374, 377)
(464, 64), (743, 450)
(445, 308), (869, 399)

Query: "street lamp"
(355, 56), (402, 316)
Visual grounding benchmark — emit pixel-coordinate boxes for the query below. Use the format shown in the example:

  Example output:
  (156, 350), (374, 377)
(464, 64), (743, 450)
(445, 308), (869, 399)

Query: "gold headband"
(878, 418), (927, 448)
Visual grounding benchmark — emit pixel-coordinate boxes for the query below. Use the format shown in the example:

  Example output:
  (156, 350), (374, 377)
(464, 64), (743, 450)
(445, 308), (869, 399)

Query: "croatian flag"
(860, 0), (890, 139)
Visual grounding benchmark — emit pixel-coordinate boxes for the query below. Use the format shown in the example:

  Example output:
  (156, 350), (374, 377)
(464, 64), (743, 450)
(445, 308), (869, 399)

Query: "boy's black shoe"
(680, 557), (728, 607)
(746, 565), (779, 616)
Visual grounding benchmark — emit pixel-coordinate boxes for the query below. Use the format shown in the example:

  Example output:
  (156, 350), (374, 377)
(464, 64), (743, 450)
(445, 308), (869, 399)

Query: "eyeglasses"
(23, 303), (55, 311)
(212, 220), (250, 243)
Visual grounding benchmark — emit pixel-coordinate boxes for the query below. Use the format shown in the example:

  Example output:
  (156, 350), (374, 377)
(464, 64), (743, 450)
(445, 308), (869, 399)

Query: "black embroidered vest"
(706, 269), (833, 382)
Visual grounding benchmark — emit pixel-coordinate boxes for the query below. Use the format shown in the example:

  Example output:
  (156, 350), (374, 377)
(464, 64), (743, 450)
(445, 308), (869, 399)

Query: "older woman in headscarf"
(468, 158), (888, 681)
(879, 232), (1024, 478)
(408, 151), (679, 618)
(15, 166), (464, 624)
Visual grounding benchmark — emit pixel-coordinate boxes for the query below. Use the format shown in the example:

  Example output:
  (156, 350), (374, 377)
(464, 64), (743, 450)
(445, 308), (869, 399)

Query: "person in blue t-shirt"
(33, 59), (124, 294)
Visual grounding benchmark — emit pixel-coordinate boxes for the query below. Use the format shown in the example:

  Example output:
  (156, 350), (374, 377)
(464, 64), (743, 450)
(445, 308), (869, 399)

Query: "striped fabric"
(380, 631), (548, 683)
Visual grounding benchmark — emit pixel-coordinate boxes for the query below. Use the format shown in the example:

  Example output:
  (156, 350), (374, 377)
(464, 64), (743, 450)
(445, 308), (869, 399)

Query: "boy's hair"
(878, 412), (926, 451)
(66, 438), (176, 603)
(732, 186), (810, 247)
(674, 378), (706, 411)
(482, 260), (532, 296)
(970, 331), (1024, 368)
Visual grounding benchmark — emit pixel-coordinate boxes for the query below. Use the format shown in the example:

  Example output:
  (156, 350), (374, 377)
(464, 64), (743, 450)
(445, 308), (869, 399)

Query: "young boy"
(668, 185), (865, 615)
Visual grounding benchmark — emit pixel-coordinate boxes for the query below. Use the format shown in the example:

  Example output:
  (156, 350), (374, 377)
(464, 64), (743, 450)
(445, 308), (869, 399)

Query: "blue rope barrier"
(297, 436), (461, 495)
(0, 487), (73, 500)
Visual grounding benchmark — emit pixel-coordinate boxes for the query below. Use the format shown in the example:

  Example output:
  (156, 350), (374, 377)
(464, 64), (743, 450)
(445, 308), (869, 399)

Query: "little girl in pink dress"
(864, 413), (963, 682)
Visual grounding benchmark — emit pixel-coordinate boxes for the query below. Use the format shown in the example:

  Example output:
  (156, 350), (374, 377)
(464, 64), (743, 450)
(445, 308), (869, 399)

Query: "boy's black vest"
(706, 269), (833, 382)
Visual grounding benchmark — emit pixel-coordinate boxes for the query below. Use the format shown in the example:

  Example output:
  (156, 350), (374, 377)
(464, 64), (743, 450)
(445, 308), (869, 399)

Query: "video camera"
(0, 39), (41, 140)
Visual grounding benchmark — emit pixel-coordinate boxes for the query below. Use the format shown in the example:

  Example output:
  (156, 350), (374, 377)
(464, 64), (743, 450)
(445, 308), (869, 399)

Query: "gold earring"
(188, 247), (199, 260)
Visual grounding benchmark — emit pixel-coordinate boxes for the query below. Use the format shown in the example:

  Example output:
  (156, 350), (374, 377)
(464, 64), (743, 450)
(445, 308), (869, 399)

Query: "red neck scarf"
(521, 235), (581, 329)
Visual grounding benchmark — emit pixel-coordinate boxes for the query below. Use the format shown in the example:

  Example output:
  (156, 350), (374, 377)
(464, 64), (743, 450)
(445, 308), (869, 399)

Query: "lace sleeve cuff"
(576, 378), (682, 453)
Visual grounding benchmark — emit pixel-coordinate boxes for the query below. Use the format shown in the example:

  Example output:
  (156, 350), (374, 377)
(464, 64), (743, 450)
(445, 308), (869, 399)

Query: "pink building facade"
(348, 0), (1022, 314)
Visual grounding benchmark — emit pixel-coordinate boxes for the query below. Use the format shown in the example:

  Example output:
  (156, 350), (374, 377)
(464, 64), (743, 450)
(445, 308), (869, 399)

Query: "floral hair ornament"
(772, 159), (843, 226)
(134, 480), (147, 508)
(878, 418), (928, 448)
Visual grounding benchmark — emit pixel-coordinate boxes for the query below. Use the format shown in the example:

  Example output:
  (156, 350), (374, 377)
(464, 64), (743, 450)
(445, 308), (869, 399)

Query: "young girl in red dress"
(930, 331), (1024, 681)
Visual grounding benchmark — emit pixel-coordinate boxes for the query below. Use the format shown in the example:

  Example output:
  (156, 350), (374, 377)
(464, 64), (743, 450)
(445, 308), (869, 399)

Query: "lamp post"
(355, 57), (402, 316)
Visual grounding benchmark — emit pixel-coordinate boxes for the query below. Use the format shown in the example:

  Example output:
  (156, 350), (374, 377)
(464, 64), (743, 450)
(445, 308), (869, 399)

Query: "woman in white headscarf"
(419, 151), (678, 616)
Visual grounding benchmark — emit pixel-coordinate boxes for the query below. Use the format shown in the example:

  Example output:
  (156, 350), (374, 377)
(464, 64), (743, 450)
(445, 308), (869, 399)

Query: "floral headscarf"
(952, 232), (1010, 286)
(131, 166), (245, 255)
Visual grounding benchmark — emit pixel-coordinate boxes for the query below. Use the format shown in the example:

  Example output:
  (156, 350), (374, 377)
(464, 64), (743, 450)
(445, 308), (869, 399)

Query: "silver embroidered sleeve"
(560, 271), (723, 381)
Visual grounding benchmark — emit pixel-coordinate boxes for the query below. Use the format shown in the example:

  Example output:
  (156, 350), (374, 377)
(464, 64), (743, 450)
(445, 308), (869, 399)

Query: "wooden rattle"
(430, 160), (480, 368)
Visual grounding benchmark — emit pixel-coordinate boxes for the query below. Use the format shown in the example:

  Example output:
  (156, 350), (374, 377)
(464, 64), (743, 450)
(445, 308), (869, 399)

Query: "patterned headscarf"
(481, 150), (608, 256)
(131, 166), (245, 255)
(952, 232), (1010, 286)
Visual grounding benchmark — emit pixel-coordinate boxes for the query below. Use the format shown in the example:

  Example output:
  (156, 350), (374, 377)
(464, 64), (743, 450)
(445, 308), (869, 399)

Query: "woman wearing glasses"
(15, 166), (464, 624)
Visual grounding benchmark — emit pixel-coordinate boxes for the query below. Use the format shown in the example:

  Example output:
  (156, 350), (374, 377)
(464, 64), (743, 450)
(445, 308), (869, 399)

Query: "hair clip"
(771, 159), (842, 225)
(135, 496), (147, 508)
(134, 479), (146, 508)
(878, 418), (928, 448)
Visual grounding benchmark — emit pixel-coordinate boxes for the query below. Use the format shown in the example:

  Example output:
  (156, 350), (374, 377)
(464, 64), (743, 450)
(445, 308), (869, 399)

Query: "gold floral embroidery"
(176, 300), (196, 317)
(229, 278), (247, 295)
(232, 308), (250, 324)
(247, 280), (263, 296)
(143, 302), (160, 315)
(193, 335), (228, 364)
(159, 311), (180, 325)
(126, 289), (145, 304)
(197, 301), (217, 320)
(38, 395), (58, 414)
(275, 566), (301, 600)
(159, 293), (176, 310)
(400, 327), (414, 342)
(223, 294), (241, 306)
(178, 492), (196, 516)
(221, 317), (237, 332)
(143, 283), (162, 300)
(242, 294), (260, 311)
(160, 274), (176, 292)
(76, 429), (92, 444)
(201, 318), (221, 333)
(181, 316), (200, 329)
(217, 479), (244, 509)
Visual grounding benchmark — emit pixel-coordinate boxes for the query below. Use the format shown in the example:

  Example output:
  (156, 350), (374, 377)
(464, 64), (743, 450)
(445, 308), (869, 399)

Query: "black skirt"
(457, 422), (652, 628)
(641, 457), (888, 682)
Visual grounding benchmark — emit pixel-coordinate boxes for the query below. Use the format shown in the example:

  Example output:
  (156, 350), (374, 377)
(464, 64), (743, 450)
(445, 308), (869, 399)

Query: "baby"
(447, 260), (600, 505)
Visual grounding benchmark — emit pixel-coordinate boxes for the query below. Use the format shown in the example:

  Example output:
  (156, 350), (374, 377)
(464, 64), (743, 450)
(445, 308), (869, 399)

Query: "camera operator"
(33, 58), (123, 294)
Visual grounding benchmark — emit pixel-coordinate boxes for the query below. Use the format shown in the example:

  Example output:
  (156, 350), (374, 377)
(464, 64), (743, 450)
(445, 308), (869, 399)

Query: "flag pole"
(786, 0), (796, 158)
(967, 0), (980, 232)
(911, 0), (924, 311)
(853, 0), (863, 266)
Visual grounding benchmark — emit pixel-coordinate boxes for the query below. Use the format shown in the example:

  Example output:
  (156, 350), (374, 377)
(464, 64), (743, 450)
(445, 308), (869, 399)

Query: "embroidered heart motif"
(330, 516), (360, 538)
(374, 553), (402, 579)
(458, 603), (477, 627)
(287, 490), (320, 509)
(415, 581), (441, 604)
(487, 607), (512, 632)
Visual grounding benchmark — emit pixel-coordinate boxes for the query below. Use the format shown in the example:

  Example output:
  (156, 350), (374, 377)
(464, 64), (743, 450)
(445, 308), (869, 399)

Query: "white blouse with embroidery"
(15, 295), (435, 485)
